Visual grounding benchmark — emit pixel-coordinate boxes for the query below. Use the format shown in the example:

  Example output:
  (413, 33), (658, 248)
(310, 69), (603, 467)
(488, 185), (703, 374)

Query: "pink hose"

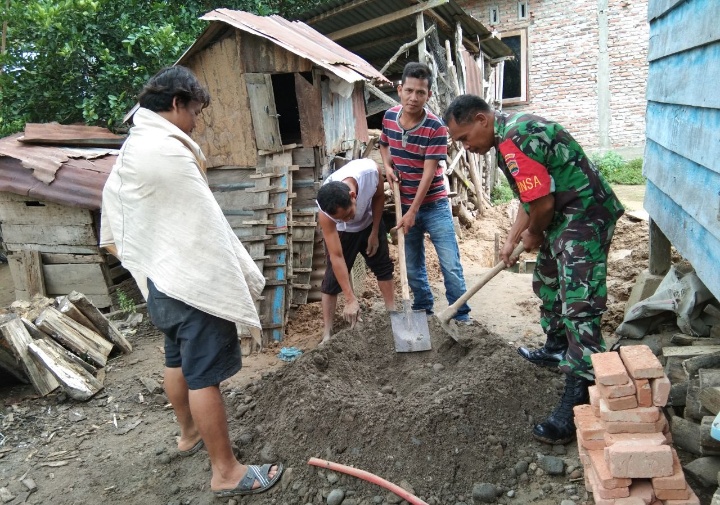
(307, 457), (429, 505)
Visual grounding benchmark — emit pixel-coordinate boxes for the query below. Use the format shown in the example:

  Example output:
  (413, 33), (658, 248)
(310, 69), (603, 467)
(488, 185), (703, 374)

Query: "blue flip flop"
(213, 463), (284, 497)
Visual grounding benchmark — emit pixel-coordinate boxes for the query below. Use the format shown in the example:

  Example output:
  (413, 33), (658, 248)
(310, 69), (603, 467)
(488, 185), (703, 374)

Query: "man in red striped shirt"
(379, 62), (471, 323)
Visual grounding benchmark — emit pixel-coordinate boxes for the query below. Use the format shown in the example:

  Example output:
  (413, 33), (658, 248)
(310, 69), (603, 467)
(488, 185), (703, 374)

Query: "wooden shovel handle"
(392, 180), (411, 302)
(440, 241), (525, 322)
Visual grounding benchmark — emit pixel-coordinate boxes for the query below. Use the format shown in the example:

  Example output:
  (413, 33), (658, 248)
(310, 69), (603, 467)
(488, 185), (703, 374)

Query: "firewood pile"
(0, 291), (132, 401)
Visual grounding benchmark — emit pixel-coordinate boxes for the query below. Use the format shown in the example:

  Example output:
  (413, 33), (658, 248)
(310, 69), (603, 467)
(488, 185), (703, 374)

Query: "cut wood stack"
(576, 345), (699, 504)
(0, 291), (131, 401)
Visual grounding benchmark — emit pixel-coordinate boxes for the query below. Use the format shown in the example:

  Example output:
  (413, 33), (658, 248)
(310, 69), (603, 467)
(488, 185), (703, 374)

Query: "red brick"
(605, 444), (673, 478)
(593, 351), (632, 385)
(619, 345), (664, 379)
(576, 406), (606, 440)
(655, 486), (690, 500)
(606, 394), (639, 411)
(600, 400), (661, 423)
(579, 429), (606, 450)
(604, 432), (667, 447)
(628, 479), (655, 504)
(588, 449), (633, 488)
(635, 378), (652, 407)
(651, 449), (686, 490)
(650, 376), (671, 407)
(662, 488), (700, 505)
(615, 498), (646, 505)
(605, 420), (662, 434)
(588, 465), (631, 499)
(597, 379), (637, 399)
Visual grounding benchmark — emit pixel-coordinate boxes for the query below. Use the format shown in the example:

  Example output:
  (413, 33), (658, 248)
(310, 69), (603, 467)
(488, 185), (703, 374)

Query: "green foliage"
(589, 152), (645, 185)
(491, 177), (516, 204)
(116, 289), (136, 314)
(0, 0), (330, 135)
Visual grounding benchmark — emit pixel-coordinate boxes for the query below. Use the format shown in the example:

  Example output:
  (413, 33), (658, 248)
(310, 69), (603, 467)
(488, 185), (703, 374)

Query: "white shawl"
(100, 108), (264, 328)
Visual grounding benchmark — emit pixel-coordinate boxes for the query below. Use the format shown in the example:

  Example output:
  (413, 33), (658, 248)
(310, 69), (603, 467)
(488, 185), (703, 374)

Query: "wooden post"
(416, 13), (426, 64)
(649, 218), (671, 276)
(20, 249), (46, 298)
(455, 22), (466, 94)
(0, 314), (59, 396)
(466, 153), (483, 211)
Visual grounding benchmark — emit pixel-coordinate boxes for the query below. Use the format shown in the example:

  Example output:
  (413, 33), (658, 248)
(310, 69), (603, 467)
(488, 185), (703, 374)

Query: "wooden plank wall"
(186, 31), (258, 169)
(645, 0), (720, 300)
(0, 193), (112, 307)
(321, 74), (357, 155)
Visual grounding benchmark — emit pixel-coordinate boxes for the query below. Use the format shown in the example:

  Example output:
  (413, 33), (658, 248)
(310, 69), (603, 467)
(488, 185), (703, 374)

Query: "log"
(670, 415), (702, 456)
(35, 306), (113, 368)
(21, 318), (98, 375)
(700, 416), (720, 455)
(57, 297), (101, 334)
(27, 339), (103, 401)
(685, 378), (712, 421)
(67, 291), (132, 353)
(684, 352), (720, 377)
(453, 201), (474, 228)
(0, 314), (58, 395)
(700, 387), (720, 415)
(664, 345), (720, 359)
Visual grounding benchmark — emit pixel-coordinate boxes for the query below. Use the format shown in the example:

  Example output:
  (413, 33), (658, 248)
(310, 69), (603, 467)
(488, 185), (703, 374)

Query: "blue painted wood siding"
(645, 0), (720, 298)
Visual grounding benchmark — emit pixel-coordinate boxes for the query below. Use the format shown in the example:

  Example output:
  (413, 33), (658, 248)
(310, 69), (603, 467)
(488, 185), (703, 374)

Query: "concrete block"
(605, 444), (673, 478)
(651, 376), (671, 406)
(651, 449), (686, 490)
(635, 378), (653, 407)
(597, 379), (637, 399)
(625, 269), (664, 316)
(619, 345), (664, 379)
(600, 399), (661, 423)
(593, 351), (632, 386)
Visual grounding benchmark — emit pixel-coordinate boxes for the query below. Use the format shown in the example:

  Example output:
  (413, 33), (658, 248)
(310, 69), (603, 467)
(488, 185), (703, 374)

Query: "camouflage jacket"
(494, 111), (624, 254)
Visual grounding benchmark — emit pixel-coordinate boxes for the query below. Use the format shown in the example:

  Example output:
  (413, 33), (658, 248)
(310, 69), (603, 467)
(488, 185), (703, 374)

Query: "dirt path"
(0, 189), (651, 505)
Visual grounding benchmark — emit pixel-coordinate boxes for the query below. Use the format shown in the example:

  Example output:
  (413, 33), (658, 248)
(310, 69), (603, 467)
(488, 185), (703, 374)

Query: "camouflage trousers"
(532, 222), (616, 380)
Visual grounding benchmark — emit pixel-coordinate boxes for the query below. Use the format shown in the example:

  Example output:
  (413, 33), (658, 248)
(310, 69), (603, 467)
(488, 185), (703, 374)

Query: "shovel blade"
(389, 310), (431, 352)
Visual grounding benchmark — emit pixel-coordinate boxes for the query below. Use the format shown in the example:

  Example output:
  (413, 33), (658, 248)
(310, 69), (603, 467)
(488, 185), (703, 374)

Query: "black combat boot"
(532, 373), (591, 445)
(517, 332), (568, 368)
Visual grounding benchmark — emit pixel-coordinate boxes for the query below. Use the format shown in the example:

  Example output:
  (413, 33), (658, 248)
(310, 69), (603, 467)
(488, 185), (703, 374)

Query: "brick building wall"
(457, 0), (648, 151)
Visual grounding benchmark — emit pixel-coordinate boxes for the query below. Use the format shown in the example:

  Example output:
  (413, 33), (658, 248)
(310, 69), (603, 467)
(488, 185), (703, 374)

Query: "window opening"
(270, 73), (302, 144)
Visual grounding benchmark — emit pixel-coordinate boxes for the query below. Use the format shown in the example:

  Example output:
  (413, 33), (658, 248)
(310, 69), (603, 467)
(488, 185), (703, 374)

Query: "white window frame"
(517, 1), (528, 20)
(489, 6), (500, 25)
(500, 29), (528, 105)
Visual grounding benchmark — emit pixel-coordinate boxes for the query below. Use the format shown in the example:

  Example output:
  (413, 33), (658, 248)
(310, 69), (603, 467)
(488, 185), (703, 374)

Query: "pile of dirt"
(226, 311), (565, 504)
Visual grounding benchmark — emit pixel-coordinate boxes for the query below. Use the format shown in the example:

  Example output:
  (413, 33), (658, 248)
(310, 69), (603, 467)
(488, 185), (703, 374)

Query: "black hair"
(401, 62), (433, 86)
(443, 94), (492, 125)
(317, 181), (352, 215)
(138, 66), (210, 112)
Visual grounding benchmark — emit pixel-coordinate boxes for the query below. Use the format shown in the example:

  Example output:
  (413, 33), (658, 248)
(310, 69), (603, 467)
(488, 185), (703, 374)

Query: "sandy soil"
(0, 190), (663, 505)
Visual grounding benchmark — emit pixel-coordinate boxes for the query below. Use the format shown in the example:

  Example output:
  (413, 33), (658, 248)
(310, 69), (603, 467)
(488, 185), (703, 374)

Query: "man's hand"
(366, 234), (380, 257)
(520, 229), (544, 251)
(343, 298), (361, 329)
(392, 208), (417, 234)
(499, 241), (520, 268)
(384, 165), (398, 183)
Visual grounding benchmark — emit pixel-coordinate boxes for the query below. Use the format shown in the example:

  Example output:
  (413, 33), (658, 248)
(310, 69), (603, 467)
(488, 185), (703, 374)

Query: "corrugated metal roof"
(178, 9), (389, 84)
(0, 133), (116, 210)
(297, 0), (512, 75)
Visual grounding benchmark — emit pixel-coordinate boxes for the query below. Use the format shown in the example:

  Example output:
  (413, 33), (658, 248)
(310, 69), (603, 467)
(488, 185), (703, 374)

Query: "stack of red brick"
(575, 345), (700, 505)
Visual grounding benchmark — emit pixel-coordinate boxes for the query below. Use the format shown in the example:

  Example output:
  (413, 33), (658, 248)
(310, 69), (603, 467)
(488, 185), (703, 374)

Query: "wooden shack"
(175, 9), (389, 346)
(0, 124), (125, 308)
(643, 0), (720, 299)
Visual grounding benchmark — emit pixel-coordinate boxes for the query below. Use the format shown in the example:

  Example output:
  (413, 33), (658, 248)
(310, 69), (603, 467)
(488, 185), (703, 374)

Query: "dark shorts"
(321, 221), (394, 295)
(146, 279), (241, 390)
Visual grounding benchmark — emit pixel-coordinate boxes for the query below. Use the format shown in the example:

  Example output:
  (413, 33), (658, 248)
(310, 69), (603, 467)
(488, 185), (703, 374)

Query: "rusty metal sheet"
(0, 135), (115, 209)
(189, 10), (389, 85)
(21, 123), (126, 148)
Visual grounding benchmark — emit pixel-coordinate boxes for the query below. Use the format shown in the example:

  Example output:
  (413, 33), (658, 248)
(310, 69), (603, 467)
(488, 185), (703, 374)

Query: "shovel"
(437, 241), (526, 341)
(389, 180), (432, 352)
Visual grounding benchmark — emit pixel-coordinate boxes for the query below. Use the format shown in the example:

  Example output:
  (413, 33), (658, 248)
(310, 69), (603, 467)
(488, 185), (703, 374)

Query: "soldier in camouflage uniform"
(443, 94), (624, 445)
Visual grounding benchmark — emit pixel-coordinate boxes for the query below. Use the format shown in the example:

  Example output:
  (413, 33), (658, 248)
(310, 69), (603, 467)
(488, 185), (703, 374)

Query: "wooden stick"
(379, 25), (436, 75)
(28, 339), (103, 401)
(35, 307), (113, 368)
(67, 291), (133, 353)
(0, 315), (58, 395)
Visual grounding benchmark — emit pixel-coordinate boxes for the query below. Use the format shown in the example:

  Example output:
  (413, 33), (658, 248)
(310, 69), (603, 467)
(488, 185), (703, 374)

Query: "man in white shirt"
(317, 158), (395, 342)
